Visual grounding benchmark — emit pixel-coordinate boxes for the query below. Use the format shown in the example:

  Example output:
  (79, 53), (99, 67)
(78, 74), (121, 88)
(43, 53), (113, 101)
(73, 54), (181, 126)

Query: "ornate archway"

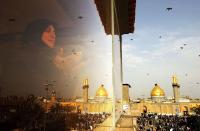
(183, 106), (189, 115)
(143, 106), (147, 114)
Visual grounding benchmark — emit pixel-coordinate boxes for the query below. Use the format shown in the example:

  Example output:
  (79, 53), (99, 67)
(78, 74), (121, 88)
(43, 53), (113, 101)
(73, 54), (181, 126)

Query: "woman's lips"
(48, 39), (55, 43)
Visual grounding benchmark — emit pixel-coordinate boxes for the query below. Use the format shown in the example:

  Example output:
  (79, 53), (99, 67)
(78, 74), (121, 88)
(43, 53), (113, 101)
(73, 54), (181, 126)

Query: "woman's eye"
(45, 28), (51, 32)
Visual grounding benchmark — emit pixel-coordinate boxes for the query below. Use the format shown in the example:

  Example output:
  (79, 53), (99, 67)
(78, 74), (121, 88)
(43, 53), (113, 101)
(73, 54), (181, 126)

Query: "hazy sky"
(1, 0), (200, 99)
(123, 0), (200, 98)
(57, 0), (200, 99)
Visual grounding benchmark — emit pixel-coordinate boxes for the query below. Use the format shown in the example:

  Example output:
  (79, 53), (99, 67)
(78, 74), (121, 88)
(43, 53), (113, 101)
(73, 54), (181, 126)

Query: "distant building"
(47, 76), (200, 116)
(54, 80), (113, 113)
(130, 76), (200, 116)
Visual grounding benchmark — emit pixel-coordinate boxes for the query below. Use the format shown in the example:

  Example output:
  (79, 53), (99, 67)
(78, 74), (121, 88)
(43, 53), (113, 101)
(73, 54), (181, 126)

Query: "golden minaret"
(83, 79), (89, 103)
(172, 75), (180, 103)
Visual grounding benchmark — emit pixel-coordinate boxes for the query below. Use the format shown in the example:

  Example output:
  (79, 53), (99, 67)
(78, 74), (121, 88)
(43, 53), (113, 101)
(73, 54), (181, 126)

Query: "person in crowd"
(136, 113), (196, 131)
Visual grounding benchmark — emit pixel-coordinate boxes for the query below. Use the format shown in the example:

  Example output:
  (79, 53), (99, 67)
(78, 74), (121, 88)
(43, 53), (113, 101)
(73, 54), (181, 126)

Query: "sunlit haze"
(0, 0), (200, 99)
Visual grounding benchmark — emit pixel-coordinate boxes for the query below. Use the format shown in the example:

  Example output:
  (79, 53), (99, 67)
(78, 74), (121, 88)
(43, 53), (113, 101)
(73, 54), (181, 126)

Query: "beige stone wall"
(59, 100), (200, 116)
(130, 102), (200, 116)
(82, 103), (113, 113)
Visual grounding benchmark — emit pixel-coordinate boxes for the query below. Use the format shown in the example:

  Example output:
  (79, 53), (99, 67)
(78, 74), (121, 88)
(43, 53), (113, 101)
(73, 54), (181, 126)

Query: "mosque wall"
(129, 102), (200, 116)
(80, 102), (113, 113)
(55, 99), (200, 117)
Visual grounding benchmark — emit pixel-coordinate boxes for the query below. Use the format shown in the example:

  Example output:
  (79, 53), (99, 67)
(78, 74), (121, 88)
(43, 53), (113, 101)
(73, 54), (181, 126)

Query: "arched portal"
(143, 106), (147, 114)
(183, 106), (189, 116)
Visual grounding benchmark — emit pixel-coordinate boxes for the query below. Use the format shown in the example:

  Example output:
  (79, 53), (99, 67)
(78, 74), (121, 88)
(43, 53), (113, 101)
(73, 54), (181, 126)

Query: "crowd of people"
(0, 95), (111, 131)
(65, 112), (111, 131)
(137, 113), (200, 131)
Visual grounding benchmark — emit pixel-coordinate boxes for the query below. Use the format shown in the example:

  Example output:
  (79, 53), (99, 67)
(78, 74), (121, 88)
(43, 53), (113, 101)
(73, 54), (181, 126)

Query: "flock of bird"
(140, 7), (200, 86)
(75, 7), (200, 86)
(180, 43), (187, 50)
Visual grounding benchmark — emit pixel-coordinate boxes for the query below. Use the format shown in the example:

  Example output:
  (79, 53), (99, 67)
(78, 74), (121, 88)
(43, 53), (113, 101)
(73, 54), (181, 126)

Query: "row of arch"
(143, 105), (189, 115)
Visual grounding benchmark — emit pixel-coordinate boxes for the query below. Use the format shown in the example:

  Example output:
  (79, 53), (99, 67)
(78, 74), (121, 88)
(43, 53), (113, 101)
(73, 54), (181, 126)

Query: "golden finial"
(172, 75), (178, 84)
(83, 79), (88, 86)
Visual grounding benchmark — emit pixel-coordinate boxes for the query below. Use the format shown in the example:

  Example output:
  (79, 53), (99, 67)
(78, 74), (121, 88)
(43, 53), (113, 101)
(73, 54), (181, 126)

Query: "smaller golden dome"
(96, 84), (108, 97)
(151, 84), (165, 97)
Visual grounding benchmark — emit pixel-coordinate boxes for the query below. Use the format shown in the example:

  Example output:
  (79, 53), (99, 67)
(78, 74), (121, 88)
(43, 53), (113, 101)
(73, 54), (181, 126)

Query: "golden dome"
(96, 84), (108, 97)
(151, 84), (165, 97)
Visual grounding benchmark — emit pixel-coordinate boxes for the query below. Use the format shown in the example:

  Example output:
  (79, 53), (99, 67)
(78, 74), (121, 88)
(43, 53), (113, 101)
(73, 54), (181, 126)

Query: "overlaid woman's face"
(41, 25), (56, 48)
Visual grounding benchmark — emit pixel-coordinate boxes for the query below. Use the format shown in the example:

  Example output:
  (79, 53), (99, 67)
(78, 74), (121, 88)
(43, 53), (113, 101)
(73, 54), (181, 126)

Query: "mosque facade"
(129, 76), (200, 116)
(50, 76), (200, 116)
(57, 82), (113, 113)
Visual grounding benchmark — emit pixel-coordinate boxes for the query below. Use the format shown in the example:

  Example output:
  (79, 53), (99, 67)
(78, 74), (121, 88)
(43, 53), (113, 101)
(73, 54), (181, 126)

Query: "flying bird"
(159, 36), (162, 39)
(166, 7), (172, 11)
(183, 44), (187, 46)
(72, 52), (77, 55)
(72, 49), (76, 53)
(180, 47), (183, 50)
(72, 49), (79, 55)
(78, 16), (83, 19)
(198, 54), (200, 57)
(130, 38), (133, 41)
(9, 17), (16, 22)
(72, 51), (82, 56)
(45, 87), (49, 91)
(90, 40), (94, 43)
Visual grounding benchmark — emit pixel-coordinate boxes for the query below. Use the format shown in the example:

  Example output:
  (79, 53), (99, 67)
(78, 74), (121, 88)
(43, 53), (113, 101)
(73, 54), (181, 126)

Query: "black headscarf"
(23, 19), (56, 47)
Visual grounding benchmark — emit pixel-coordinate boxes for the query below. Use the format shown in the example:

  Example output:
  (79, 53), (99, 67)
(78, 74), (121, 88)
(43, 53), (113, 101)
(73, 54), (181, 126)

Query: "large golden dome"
(151, 84), (165, 97)
(96, 84), (108, 97)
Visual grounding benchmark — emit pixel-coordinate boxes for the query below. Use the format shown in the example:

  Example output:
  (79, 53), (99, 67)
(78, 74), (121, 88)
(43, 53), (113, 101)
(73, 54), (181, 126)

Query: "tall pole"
(119, 35), (124, 114)
(45, 87), (48, 112)
(0, 85), (2, 97)
(119, 35), (123, 84)
(44, 86), (49, 131)
(111, 0), (116, 130)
